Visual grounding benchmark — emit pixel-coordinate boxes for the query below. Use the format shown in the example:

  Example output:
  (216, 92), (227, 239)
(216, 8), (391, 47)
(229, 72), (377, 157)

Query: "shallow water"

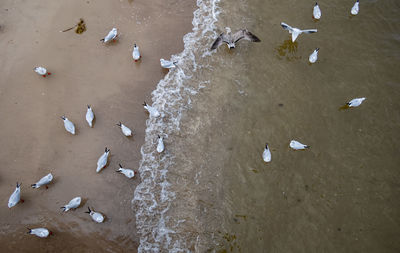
(134, 0), (400, 252)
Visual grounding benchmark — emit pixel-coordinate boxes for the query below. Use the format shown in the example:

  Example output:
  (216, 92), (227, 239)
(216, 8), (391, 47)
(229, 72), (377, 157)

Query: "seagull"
(143, 101), (160, 117)
(61, 197), (81, 212)
(351, 0), (359, 15)
(280, 22), (317, 42)
(85, 207), (104, 223)
(34, 67), (51, 77)
(290, 140), (310, 150)
(100, 28), (117, 43)
(132, 43), (141, 62)
(262, 143), (271, 163)
(160, 59), (177, 69)
(116, 122), (132, 137)
(96, 147), (110, 173)
(309, 48), (319, 63)
(157, 135), (164, 153)
(313, 3), (321, 20)
(31, 173), (53, 189)
(61, 116), (76, 135)
(27, 228), (51, 238)
(116, 164), (135, 179)
(347, 97), (366, 107)
(86, 105), (95, 127)
(8, 182), (22, 208)
(210, 27), (261, 50)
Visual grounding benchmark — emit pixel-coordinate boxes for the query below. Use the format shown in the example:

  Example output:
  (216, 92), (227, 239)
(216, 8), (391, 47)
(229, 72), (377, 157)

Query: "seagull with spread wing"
(211, 27), (261, 50)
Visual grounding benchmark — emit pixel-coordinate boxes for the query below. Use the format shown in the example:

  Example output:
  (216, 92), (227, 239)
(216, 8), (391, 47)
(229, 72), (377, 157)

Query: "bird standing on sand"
(351, 0), (359, 15)
(143, 101), (160, 117)
(27, 228), (51, 238)
(347, 97), (366, 107)
(31, 173), (53, 189)
(61, 197), (81, 212)
(85, 207), (104, 223)
(132, 44), (141, 62)
(262, 143), (271, 163)
(100, 28), (117, 43)
(116, 164), (135, 179)
(116, 122), (132, 137)
(8, 182), (22, 208)
(290, 140), (310, 150)
(160, 59), (177, 69)
(86, 105), (95, 127)
(157, 135), (165, 153)
(280, 22), (317, 42)
(313, 3), (321, 20)
(309, 48), (319, 63)
(211, 27), (261, 50)
(34, 67), (51, 77)
(96, 147), (110, 173)
(61, 116), (76, 135)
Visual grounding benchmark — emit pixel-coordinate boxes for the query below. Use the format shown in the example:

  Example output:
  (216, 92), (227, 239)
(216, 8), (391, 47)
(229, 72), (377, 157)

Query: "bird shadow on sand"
(275, 39), (301, 61)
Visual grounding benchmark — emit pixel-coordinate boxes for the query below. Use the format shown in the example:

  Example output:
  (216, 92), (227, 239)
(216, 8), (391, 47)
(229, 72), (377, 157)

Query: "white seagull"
(351, 0), (359, 15)
(210, 27), (261, 50)
(86, 105), (95, 127)
(347, 97), (366, 107)
(27, 228), (51, 238)
(31, 173), (53, 189)
(262, 143), (271, 163)
(100, 28), (117, 43)
(132, 43), (141, 62)
(61, 197), (81, 212)
(280, 22), (317, 42)
(143, 101), (160, 118)
(116, 164), (135, 179)
(116, 122), (132, 137)
(157, 135), (165, 153)
(85, 207), (105, 223)
(313, 2), (321, 20)
(8, 182), (22, 208)
(96, 147), (110, 173)
(61, 116), (76, 135)
(309, 48), (319, 63)
(160, 59), (177, 69)
(290, 140), (310, 150)
(34, 67), (51, 77)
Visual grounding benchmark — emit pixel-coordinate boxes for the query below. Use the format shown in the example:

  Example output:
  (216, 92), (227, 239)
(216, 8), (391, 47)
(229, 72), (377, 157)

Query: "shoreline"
(0, 0), (195, 252)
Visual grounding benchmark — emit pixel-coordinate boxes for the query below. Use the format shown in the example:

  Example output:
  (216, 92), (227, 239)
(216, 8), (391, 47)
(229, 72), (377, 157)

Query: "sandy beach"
(0, 0), (194, 252)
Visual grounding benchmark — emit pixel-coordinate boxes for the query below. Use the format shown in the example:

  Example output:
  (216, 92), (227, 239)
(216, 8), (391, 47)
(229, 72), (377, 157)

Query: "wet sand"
(0, 0), (194, 251)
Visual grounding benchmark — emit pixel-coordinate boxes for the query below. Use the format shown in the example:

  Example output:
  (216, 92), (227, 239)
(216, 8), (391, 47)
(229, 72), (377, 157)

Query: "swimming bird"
(96, 147), (110, 173)
(347, 97), (366, 107)
(86, 105), (94, 127)
(280, 22), (317, 42)
(290, 140), (310, 150)
(160, 59), (177, 69)
(116, 164), (135, 179)
(8, 182), (22, 208)
(351, 0), (359, 15)
(132, 43), (141, 62)
(309, 48), (319, 63)
(34, 67), (51, 77)
(157, 135), (164, 153)
(85, 207), (104, 223)
(262, 143), (271, 163)
(313, 2), (321, 20)
(116, 122), (132, 137)
(143, 101), (160, 117)
(61, 116), (76, 135)
(61, 197), (81, 212)
(27, 228), (51, 238)
(100, 28), (117, 43)
(31, 173), (53, 189)
(210, 27), (261, 50)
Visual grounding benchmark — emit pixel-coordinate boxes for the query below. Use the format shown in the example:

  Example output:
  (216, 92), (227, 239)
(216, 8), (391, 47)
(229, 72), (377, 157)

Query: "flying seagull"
(280, 22), (317, 42)
(211, 27), (261, 50)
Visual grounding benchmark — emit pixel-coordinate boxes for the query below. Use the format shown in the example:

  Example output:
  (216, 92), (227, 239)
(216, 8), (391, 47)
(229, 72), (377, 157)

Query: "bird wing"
(301, 29), (317, 34)
(210, 33), (226, 50)
(233, 29), (261, 43)
(281, 22), (293, 31)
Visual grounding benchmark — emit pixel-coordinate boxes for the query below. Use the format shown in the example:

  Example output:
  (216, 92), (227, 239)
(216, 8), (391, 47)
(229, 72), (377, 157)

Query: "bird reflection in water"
(275, 39), (301, 61)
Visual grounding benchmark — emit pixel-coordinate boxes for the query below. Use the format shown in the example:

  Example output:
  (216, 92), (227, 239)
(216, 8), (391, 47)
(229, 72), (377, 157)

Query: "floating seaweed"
(60, 18), (86, 34)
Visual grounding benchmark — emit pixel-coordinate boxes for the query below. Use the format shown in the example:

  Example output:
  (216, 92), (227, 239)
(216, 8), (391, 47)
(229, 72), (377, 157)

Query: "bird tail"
(116, 122), (122, 127)
(87, 105), (91, 109)
(17, 182), (22, 188)
(142, 101), (147, 106)
(85, 207), (91, 214)
(60, 206), (69, 212)
(27, 228), (32, 234)
(31, 184), (38, 188)
(305, 145), (311, 149)
(100, 38), (105, 42)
